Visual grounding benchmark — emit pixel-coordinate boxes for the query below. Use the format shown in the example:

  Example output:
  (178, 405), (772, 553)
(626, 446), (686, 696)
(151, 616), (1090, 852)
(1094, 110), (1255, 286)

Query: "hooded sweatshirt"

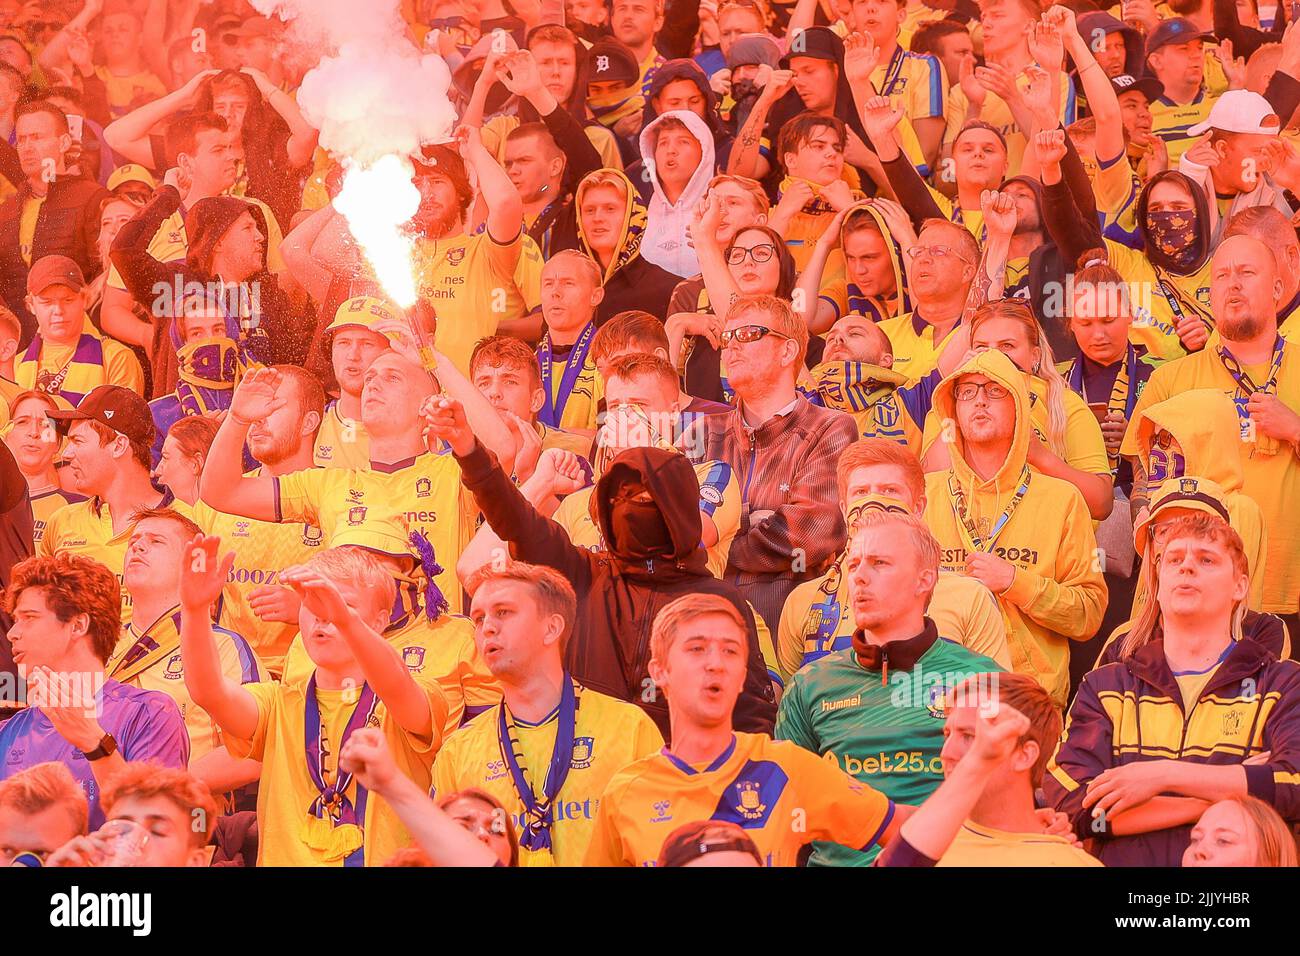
(573, 168), (681, 323)
(628, 58), (734, 196)
(454, 441), (778, 739)
(1129, 389), (1268, 610)
(817, 203), (911, 324)
(922, 350), (1106, 708)
(638, 110), (716, 278)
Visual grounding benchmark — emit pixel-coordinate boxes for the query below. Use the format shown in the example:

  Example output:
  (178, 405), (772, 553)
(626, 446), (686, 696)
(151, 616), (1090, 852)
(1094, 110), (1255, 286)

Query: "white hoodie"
(638, 109), (715, 278)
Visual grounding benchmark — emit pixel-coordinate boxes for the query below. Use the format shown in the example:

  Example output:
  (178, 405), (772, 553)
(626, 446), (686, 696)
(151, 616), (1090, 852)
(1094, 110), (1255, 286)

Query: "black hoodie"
(454, 441), (778, 739)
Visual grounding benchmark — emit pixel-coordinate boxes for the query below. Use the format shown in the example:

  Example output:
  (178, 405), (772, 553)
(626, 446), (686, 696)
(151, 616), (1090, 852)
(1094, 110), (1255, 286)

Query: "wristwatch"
(83, 733), (118, 762)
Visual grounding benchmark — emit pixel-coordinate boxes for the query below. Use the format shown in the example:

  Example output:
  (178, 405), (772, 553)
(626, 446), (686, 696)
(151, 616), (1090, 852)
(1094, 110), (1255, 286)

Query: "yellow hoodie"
(1128, 389), (1267, 611)
(923, 351), (1106, 709)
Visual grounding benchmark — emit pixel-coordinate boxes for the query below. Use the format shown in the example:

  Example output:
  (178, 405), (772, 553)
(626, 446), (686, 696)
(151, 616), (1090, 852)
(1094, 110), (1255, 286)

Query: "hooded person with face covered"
(439, 399), (777, 738)
(637, 110), (717, 279)
(110, 184), (306, 398)
(922, 349), (1106, 710)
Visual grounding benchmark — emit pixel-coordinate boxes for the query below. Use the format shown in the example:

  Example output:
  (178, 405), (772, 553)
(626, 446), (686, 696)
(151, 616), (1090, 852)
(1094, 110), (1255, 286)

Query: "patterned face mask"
(1145, 208), (1203, 271)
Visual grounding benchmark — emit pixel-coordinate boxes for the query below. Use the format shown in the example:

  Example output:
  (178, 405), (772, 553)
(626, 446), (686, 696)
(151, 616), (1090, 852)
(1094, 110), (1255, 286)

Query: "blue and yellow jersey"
(970, 70), (1077, 175)
(873, 47), (946, 175)
(551, 460), (739, 579)
(29, 488), (85, 547)
(937, 821), (1102, 866)
(1150, 89), (1218, 168)
(432, 687), (663, 867)
(314, 401), (370, 471)
(273, 453), (478, 614)
(226, 674), (448, 867)
(108, 608), (265, 762)
(1104, 238), (1211, 363)
(584, 732), (895, 866)
(877, 312), (962, 381)
(194, 483), (325, 676)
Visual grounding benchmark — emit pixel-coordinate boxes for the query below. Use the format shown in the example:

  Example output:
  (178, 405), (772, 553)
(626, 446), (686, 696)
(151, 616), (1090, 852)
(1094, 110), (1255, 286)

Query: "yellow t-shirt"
(226, 675), (447, 866)
(936, 820), (1103, 866)
(541, 342), (603, 434)
(29, 488), (85, 547)
(776, 570), (1012, 684)
(39, 497), (137, 620)
(538, 422), (594, 458)
(94, 66), (167, 119)
(872, 48), (946, 174)
(18, 195), (43, 267)
(1106, 239), (1211, 363)
(412, 231), (541, 375)
(432, 686), (663, 867)
(107, 607), (266, 762)
(193, 489), (325, 676)
(313, 401), (370, 471)
(281, 611), (500, 731)
(877, 312), (962, 381)
(1150, 89), (1219, 168)
(585, 732), (894, 866)
(273, 453), (478, 614)
(1120, 347), (1300, 614)
(551, 460), (740, 579)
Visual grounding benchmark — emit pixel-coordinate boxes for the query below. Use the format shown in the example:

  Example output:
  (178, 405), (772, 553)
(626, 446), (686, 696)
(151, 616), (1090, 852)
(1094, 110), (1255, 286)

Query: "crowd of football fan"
(0, 0), (1297, 870)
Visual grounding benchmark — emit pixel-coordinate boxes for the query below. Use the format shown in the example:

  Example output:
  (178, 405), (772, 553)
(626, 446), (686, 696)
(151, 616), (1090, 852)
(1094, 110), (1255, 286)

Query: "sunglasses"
(720, 324), (790, 347)
(953, 381), (1010, 401)
(726, 243), (777, 266)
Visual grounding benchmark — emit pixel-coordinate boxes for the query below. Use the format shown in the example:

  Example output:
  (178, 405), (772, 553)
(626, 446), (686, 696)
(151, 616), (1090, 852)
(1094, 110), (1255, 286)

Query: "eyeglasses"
(953, 381), (1010, 401)
(905, 244), (971, 263)
(719, 324), (790, 347)
(726, 243), (777, 266)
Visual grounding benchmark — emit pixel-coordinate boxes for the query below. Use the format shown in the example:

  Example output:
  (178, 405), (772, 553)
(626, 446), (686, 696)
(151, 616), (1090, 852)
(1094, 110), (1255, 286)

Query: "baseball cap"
(1188, 89), (1281, 136)
(325, 295), (403, 334)
(1145, 17), (1213, 58)
(27, 255), (86, 296)
(47, 385), (155, 447)
(656, 820), (763, 867)
(780, 26), (843, 68)
(1110, 73), (1164, 103)
(1132, 476), (1232, 554)
(587, 37), (640, 86)
(107, 163), (157, 192)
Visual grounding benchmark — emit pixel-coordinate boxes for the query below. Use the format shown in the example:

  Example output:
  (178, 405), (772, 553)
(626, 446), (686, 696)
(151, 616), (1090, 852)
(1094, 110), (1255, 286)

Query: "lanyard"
(537, 321), (595, 428)
(948, 465), (1032, 553)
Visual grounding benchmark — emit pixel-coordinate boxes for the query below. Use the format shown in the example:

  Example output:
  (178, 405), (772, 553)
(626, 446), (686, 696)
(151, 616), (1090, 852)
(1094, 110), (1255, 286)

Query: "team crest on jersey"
(734, 781), (767, 820)
(164, 654), (184, 680)
(402, 646), (426, 672)
(873, 399), (900, 429)
(1223, 710), (1244, 736)
(347, 505), (368, 526)
(446, 247), (466, 267)
(700, 484), (722, 506)
(366, 714), (381, 728)
(415, 477), (431, 498)
(926, 683), (950, 719)
(233, 520), (250, 537)
(571, 736), (595, 769)
(348, 488), (364, 501)
(302, 525), (324, 547)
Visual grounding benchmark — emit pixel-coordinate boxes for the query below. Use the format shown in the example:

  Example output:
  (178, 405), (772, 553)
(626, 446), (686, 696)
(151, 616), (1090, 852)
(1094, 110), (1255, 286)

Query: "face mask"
(731, 79), (761, 103)
(177, 336), (241, 389)
(608, 486), (673, 559)
(594, 403), (675, 475)
(1145, 208), (1202, 271)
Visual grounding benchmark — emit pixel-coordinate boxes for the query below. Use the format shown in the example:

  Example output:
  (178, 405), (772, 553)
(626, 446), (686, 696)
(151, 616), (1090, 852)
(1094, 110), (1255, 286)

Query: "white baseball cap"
(1188, 90), (1281, 136)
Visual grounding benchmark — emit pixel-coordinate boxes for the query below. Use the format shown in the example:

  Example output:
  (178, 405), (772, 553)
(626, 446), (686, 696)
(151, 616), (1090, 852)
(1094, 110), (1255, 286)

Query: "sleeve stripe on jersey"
(861, 799), (896, 852)
(697, 461), (733, 517)
(271, 477), (283, 524)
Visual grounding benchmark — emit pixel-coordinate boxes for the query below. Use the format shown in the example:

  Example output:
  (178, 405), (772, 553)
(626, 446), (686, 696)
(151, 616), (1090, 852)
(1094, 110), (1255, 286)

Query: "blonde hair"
(852, 509), (939, 579)
(101, 762), (218, 849)
(465, 562), (577, 656)
(1211, 796), (1299, 867)
(1120, 514), (1249, 659)
(0, 762), (88, 836)
(970, 300), (1068, 457)
(650, 593), (748, 664)
(545, 248), (603, 288)
(706, 174), (770, 216)
(304, 547), (398, 620)
(578, 170), (629, 204)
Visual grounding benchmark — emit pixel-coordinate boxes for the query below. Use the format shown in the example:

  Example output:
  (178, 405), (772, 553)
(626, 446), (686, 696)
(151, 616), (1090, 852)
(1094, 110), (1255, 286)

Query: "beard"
(414, 202), (462, 239)
(1219, 311), (1267, 342)
(251, 429), (299, 468)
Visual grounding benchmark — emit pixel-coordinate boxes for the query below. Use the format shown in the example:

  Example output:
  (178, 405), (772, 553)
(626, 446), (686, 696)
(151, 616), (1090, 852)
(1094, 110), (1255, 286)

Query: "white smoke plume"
(252, 0), (458, 306)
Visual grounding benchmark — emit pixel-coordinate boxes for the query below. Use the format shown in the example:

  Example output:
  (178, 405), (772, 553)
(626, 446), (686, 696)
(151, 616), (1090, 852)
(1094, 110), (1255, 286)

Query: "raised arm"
(103, 69), (218, 167)
(240, 67), (320, 168)
(36, 0), (102, 78)
(859, 96), (945, 229)
(179, 535), (261, 741)
(459, 125), (524, 249)
(497, 50), (603, 188)
(280, 203), (338, 304)
(727, 65), (795, 180)
(197, 368), (286, 521)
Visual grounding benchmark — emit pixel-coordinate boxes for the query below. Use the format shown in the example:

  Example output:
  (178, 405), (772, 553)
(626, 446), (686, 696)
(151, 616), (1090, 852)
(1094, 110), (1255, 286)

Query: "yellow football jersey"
(108, 607), (266, 761)
(29, 489), (85, 548)
(542, 348), (603, 435)
(585, 732), (895, 866)
(538, 422), (594, 458)
(281, 611), (500, 736)
(936, 820), (1103, 866)
(273, 452), (477, 614)
(39, 496), (156, 621)
(551, 460), (740, 578)
(313, 401), (370, 471)
(93, 66), (166, 119)
(432, 686), (663, 867)
(877, 312), (962, 382)
(18, 196), (43, 266)
(1105, 239), (1211, 362)
(226, 675), (447, 866)
(412, 231), (543, 376)
(973, 71), (1076, 174)
(872, 49), (945, 174)
(193, 487), (325, 676)
(1150, 90), (1219, 168)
